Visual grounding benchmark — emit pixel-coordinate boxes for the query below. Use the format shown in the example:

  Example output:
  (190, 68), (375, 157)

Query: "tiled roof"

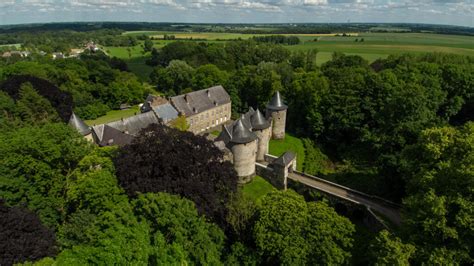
(91, 124), (133, 147)
(218, 118), (257, 145)
(153, 103), (179, 123)
(106, 111), (159, 135)
(170, 85), (230, 117)
(273, 151), (296, 167)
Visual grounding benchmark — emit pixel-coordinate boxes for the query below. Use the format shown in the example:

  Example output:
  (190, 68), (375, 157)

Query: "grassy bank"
(85, 105), (140, 126)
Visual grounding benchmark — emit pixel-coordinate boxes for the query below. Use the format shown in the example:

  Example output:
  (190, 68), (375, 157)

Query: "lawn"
(269, 133), (305, 171)
(85, 105), (140, 126)
(242, 176), (276, 203)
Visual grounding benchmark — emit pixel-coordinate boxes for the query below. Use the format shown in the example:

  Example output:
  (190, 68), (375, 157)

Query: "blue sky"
(0, 0), (472, 27)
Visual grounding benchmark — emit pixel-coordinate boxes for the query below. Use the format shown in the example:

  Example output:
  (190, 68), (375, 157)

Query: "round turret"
(250, 109), (272, 162)
(266, 91), (287, 140)
(230, 120), (258, 183)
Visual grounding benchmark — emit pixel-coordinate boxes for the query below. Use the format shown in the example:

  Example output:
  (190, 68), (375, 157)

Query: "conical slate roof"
(69, 112), (91, 136)
(251, 109), (271, 130)
(230, 119), (257, 144)
(266, 91), (287, 111)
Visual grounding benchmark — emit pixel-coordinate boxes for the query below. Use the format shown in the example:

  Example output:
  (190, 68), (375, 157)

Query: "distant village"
(1, 41), (100, 59)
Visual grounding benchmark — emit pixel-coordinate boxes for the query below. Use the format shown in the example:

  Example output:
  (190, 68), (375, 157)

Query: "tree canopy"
(114, 123), (239, 227)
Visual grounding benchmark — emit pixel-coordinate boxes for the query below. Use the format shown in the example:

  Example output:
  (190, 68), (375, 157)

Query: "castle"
(69, 87), (294, 185)
(216, 91), (295, 184)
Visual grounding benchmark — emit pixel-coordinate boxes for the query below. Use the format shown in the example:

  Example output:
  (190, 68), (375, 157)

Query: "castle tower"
(68, 112), (93, 142)
(228, 119), (258, 183)
(266, 91), (288, 140)
(250, 109), (272, 162)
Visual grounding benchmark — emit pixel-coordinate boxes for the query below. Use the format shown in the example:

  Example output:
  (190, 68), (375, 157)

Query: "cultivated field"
(107, 31), (473, 80)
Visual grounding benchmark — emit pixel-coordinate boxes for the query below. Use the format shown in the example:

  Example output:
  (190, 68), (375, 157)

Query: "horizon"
(0, 1), (472, 28)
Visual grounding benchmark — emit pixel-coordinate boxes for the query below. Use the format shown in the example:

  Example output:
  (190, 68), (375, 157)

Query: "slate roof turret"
(68, 112), (91, 136)
(230, 119), (258, 144)
(250, 109), (271, 130)
(266, 91), (287, 111)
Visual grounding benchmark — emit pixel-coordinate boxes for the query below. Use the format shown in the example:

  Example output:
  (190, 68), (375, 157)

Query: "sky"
(0, 0), (472, 27)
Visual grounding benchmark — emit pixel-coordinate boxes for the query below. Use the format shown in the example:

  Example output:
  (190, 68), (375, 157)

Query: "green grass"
(210, 130), (221, 136)
(269, 133), (305, 171)
(104, 44), (154, 81)
(0, 43), (22, 48)
(242, 176), (276, 203)
(116, 31), (474, 69)
(85, 105), (140, 126)
(290, 32), (474, 64)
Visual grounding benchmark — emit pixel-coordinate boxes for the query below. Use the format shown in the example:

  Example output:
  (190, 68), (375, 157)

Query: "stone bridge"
(256, 154), (402, 228)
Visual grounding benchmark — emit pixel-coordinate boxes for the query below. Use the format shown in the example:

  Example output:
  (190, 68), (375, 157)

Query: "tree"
(143, 38), (154, 53)
(0, 201), (57, 266)
(133, 193), (226, 265)
(16, 82), (61, 124)
(151, 60), (195, 96)
(401, 123), (474, 264)
(170, 114), (189, 131)
(369, 230), (415, 265)
(192, 64), (229, 90)
(0, 123), (92, 228)
(114, 124), (239, 227)
(56, 147), (150, 265)
(254, 190), (354, 265)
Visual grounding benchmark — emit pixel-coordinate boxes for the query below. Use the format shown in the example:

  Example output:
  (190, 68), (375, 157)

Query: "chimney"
(185, 94), (189, 103)
(207, 89), (211, 97)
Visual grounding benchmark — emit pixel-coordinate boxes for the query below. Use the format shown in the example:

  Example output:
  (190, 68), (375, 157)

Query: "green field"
(111, 31), (473, 70)
(269, 134), (305, 171)
(242, 175), (276, 203)
(85, 105), (140, 126)
(290, 32), (474, 64)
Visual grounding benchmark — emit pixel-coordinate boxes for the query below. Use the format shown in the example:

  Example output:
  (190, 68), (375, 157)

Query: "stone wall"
(231, 139), (257, 183)
(254, 127), (271, 162)
(187, 102), (231, 133)
(266, 109), (286, 140)
(256, 163), (286, 190)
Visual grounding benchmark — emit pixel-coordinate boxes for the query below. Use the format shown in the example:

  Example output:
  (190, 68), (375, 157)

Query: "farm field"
(107, 32), (473, 77)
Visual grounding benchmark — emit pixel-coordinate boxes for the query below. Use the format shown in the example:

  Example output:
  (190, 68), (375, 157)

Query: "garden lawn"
(242, 176), (276, 204)
(269, 133), (305, 171)
(85, 105), (140, 126)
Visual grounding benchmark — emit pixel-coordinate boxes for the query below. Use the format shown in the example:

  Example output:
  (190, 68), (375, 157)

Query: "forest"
(0, 30), (473, 265)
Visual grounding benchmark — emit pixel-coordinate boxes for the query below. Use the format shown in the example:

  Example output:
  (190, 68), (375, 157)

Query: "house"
(69, 48), (84, 58)
(52, 52), (64, 59)
(170, 85), (231, 133)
